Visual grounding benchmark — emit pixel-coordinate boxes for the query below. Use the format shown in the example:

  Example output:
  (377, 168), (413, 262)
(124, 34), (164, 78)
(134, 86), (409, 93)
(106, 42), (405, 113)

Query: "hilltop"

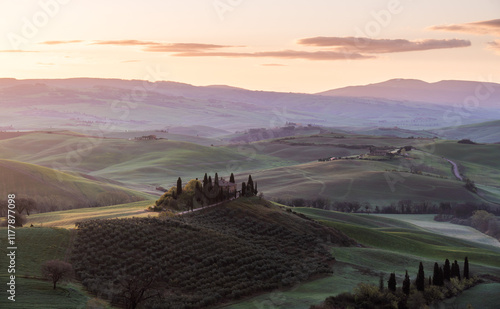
(70, 197), (354, 308)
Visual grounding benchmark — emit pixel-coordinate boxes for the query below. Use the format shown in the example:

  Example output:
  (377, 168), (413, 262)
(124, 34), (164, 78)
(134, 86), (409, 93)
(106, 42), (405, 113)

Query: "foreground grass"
(0, 227), (114, 308)
(0, 227), (71, 277)
(444, 283), (500, 309)
(220, 262), (377, 309)
(0, 278), (112, 309)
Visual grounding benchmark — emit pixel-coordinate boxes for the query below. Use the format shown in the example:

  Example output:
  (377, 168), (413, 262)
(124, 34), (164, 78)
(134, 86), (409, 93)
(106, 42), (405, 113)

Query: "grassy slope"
(229, 208), (500, 309)
(2, 132), (498, 206)
(0, 132), (296, 187)
(26, 200), (157, 229)
(428, 140), (500, 186)
(70, 198), (352, 308)
(0, 159), (151, 209)
(249, 159), (483, 204)
(0, 228), (113, 308)
(437, 120), (500, 143)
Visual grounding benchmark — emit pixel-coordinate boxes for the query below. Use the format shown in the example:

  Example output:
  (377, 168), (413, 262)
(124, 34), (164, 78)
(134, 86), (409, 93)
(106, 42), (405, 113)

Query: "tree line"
(272, 197), (498, 216)
(312, 257), (475, 309)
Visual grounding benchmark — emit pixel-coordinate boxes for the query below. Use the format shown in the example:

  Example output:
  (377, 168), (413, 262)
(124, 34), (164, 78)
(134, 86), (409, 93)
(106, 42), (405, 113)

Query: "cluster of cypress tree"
(412, 257), (470, 293)
(241, 174), (258, 197)
(313, 257), (473, 309)
(155, 173), (259, 211)
(197, 172), (238, 205)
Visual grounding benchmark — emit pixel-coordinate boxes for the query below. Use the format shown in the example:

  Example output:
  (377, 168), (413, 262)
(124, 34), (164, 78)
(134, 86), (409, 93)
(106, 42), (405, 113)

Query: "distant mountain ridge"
(317, 78), (500, 108)
(0, 77), (499, 133)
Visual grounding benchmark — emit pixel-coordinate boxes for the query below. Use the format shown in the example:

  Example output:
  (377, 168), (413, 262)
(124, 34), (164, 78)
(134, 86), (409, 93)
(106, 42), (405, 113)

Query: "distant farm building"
(369, 147), (389, 156)
(134, 135), (159, 141)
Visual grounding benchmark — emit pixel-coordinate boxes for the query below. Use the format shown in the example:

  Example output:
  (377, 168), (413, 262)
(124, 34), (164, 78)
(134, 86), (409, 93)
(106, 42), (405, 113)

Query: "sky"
(1, 0), (499, 93)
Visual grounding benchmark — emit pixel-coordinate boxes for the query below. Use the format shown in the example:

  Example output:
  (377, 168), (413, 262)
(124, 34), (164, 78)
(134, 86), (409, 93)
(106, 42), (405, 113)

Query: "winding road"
(445, 158), (463, 181)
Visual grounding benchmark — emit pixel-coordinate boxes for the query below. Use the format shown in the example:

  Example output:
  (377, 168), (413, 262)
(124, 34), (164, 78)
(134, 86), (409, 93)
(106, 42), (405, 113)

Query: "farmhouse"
(369, 147), (389, 156)
(219, 177), (237, 194)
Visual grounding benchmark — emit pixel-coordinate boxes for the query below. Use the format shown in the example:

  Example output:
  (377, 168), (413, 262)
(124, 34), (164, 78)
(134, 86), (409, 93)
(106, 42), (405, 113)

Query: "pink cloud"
(298, 37), (471, 53)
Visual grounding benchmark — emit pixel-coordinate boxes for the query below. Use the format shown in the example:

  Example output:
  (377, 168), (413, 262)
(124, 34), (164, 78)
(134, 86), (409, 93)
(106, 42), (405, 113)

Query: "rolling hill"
(433, 120), (500, 143)
(1, 131), (499, 207)
(70, 198), (354, 308)
(0, 159), (151, 212)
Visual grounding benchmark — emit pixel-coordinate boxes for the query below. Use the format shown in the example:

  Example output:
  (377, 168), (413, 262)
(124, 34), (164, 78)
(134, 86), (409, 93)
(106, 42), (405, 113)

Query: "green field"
(437, 120), (500, 143)
(25, 200), (157, 229)
(1, 131), (499, 206)
(0, 227), (114, 308)
(230, 208), (500, 309)
(248, 159), (483, 205)
(0, 159), (151, 212)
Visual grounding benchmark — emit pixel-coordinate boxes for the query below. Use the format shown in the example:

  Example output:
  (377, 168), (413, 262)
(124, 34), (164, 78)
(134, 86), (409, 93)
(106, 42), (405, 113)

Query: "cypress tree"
(444, 259), (451, 281)
(464, 257), (470, 280)
(214, 173), (219, 186)
(402, 270), (410, 296)
(455, 260), (461, 281)
(438, 266), (444, 286)
(416, 262), (425, 291)
(176, 177), (182, 196)
(379, 274), (384, 292)
(254, 182), (258, 195)
(203, 173), (208, 188)
(451, 262), (457, 279)
(432, 262), (440, 286)
(247, 175), (254, 196)
(229, 173), (235, 183)
(388, 273), (396, 292)
(241, 182), (246, 197)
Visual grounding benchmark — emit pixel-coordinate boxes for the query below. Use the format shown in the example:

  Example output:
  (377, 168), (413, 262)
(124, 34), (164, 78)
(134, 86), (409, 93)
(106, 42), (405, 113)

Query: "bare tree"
(41, 260), (74, 289)
(118, 275), (160, 309)
(16, 197), (37, 215)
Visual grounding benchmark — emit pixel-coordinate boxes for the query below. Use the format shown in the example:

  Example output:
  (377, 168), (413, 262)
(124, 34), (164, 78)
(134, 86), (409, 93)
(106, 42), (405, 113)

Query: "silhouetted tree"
(41, 260), (73, 289)
(432, 263), (444, 286)
(176, 177), (182, 196)
(229, 173), (235, 183)
(388, 273), (396, 292)
(241, 182), (246, 197)
(214, 173), (219, 186)
(203, 173), (208, 187)
(454, 260), (461, 280)
(254, 182), (258, 195)
(465, 178), (477, 193)
(464, 257), (470, 280)
(443, 259), (451, 281)
(16, 197), (37, 216)
(416, 262), (425, 291)
(402, 270), (410, 296)
(118, 275), (159, 309)
(247, 175), (254, 196)
(379, 274), (384, 292)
